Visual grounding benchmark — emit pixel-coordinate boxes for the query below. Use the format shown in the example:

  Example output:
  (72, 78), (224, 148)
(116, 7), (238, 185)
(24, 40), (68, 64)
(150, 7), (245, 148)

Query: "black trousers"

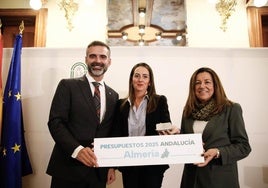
(121, 166), (164, 188)
(50, 172), (106, 188)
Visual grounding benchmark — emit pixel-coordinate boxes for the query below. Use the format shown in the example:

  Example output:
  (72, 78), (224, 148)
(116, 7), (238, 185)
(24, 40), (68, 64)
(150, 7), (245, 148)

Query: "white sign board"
(94, 134), (204, 167)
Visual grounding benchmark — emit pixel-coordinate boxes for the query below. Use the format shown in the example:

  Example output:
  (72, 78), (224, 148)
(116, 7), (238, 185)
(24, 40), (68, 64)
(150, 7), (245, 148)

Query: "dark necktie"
(92, 82), (101, 121)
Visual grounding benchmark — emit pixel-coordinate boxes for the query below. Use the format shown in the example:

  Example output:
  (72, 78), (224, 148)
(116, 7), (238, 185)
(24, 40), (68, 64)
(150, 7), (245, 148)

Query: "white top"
(128, 96), (148, 136)
(193, 120), (208, 134)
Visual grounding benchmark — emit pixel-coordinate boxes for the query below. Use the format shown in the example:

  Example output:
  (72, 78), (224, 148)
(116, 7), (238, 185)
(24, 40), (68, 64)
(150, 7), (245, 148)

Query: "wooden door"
(0, 8), (47, 47)
(247, 6), (268, 47)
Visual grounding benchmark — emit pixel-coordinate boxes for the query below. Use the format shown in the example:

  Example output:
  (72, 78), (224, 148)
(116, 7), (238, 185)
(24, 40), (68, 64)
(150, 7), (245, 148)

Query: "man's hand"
(76, 147), (98, 167)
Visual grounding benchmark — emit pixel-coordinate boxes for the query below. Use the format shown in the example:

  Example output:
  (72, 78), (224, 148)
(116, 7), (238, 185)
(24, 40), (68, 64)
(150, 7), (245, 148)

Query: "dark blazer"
(46, 75), (118, 182)
(112, 95), (170, 175)
(180, 103), (251, 188)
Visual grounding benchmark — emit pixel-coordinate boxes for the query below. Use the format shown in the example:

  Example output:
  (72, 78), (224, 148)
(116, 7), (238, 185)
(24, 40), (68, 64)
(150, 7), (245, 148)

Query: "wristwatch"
(215, 148), (220, 159)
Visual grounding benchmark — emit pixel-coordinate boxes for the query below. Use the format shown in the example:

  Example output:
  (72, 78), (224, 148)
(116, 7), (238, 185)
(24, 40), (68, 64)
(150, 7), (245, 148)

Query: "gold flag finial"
(19, 20), (24, 34)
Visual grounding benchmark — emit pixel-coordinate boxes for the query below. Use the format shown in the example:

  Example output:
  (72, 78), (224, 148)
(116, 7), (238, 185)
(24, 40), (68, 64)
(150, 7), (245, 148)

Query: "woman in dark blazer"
(113, 63), (178, 188)
(180, 67), (251, 188)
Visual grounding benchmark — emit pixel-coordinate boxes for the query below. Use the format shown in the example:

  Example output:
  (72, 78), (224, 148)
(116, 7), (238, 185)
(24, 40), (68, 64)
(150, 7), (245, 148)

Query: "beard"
(87, 62), (107, 77)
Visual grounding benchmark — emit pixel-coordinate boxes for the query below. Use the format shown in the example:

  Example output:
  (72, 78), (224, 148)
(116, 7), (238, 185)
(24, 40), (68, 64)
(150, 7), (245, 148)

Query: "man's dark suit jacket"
(46, 75), (118, 182)
(112, 95), (170, 176)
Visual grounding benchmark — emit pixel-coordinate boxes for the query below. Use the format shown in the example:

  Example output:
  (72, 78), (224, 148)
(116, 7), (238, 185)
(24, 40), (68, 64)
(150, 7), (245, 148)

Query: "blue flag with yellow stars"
(0, 33), (33, 188)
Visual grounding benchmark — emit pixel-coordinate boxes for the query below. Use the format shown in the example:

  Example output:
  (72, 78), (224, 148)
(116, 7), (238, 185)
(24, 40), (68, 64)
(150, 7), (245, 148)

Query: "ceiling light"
(176, 34), (182, 41)
(155, 32), (162, 40)
(208, 0), (218, 3)
(138, 39), (145, 46)
(122, 32), (128, 40)
(254, 0), (268, 7)
(139, 25), (145, 33)
(84, 0), (94, 5)
(30, 0), (42, 10)
(139, 8), (146, 17)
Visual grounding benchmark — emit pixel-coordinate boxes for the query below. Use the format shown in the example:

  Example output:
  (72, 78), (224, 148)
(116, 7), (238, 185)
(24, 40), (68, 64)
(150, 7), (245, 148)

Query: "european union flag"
(0, 34), (33, 188)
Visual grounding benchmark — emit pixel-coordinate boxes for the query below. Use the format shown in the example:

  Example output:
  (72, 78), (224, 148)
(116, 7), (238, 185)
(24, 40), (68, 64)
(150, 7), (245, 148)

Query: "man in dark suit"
(46, 41), (119, 188)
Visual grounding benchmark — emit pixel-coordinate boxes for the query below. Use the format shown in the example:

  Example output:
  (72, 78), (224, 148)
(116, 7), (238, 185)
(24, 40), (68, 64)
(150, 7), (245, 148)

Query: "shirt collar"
(127, 95), (149, 105)
(86, 72), (104, 86)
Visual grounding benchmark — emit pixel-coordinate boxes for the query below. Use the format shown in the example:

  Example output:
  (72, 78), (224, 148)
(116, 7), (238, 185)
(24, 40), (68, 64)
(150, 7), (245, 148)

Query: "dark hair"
(122, 62), (159, 113)
(86, 40), (111, 57)
(183, 67), (232, 118)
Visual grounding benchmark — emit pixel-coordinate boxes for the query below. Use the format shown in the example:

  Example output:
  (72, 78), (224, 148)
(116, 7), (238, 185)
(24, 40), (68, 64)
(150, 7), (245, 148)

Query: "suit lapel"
(202, 114), (222, 142)
(184, 118), (194, 133)
(77, 76), (99, 121)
